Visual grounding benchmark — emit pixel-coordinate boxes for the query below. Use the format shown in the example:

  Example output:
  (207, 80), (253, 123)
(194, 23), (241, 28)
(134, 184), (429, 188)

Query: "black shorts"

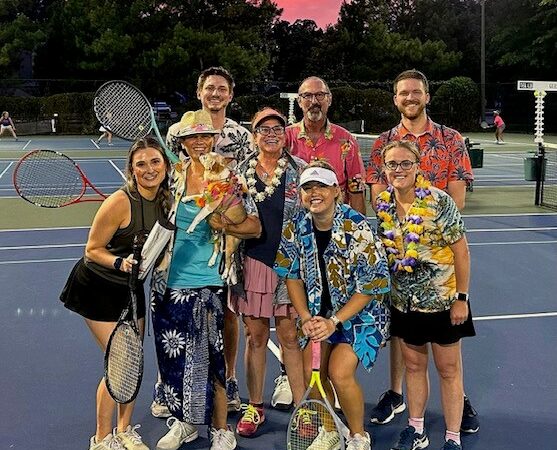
(390, 304), (475, 346)
(60, 258), (146, 322)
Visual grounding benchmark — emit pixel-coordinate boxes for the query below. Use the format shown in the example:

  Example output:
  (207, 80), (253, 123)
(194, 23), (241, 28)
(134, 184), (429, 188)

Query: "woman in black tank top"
(59, 137), (170, 450)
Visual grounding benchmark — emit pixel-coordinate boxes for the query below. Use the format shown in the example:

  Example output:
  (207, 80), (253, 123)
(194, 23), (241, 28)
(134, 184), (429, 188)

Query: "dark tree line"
(0, 0), (555, 98)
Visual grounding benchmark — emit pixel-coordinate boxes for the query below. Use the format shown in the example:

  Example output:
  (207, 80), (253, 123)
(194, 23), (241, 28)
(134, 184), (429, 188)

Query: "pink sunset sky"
(274, 0), (347, 28)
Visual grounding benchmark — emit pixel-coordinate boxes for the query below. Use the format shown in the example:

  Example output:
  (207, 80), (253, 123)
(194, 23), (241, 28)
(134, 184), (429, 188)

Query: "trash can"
(469, 148), (484, 168)
(524, 157), (546, 181)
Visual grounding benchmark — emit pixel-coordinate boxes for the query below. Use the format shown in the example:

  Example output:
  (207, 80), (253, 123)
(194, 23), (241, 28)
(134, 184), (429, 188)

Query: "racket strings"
(106, 323), (143, 403)
(288, 400), (340, 450)
(15, 151), (84, 207)
(94, 82), (152, 140)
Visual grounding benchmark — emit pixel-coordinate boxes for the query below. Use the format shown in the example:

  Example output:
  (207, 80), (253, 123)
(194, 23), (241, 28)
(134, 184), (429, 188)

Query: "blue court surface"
(1, 213), (556, 450)
(1, 136), (556, 449)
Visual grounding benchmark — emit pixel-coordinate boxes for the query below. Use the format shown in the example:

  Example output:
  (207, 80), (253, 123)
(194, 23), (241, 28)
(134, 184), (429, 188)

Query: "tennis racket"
(104, 234), (145, 404)
(287, 341), (350, 450)
(13, 149), (107, 208)
(93, 80), (178, 163)
(480, 121), (490, 129)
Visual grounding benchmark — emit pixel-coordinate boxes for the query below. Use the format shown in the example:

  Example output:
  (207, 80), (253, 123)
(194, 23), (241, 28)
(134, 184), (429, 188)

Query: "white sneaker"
(90, 433), (125, 450)
(156, 417), (199, 450)
(307, 426), (341, 450)
(210, 427), (237, 450)
(115, 425), (149, 450)
(271, 374), (293, 410)
(347, 431), (371, 450)
(151, 400), (171, 418)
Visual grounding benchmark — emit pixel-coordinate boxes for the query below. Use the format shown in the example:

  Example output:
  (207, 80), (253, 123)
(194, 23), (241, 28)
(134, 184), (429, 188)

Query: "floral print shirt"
(274, 203), (391, 370)
(216, 118), (255, 163)
(366, 118), (474, 189)
(376, 187), (466, 313)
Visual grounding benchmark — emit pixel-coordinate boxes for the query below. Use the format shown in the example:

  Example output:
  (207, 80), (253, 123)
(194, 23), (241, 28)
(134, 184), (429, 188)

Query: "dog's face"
(199, 152), (230, 181)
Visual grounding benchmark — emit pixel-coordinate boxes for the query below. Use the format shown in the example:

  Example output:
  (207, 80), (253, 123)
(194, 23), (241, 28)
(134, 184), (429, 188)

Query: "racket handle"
(311, 340), (321, 371)
(131, 234), (143, 283)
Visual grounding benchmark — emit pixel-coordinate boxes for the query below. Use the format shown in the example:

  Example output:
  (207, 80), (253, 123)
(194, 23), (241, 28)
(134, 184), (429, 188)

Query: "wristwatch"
(113, 257), (124, 271)
(456, 292), (469, 302)
(329, 314), (343, 330)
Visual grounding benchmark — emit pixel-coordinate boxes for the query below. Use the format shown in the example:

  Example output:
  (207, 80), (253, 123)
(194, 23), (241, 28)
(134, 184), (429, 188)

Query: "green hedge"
(430, 77), (479, 131)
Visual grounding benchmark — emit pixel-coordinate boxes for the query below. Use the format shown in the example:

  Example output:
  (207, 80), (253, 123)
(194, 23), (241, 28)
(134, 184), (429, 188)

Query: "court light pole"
(480, 0), (486, 122)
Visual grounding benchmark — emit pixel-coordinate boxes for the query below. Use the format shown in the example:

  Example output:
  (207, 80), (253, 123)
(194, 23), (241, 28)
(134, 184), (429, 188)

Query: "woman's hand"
(118, 254), (138, 274)
(306, 316), (336, 342)
(207, 212), (226, 232)
(450, 300), (469, 326)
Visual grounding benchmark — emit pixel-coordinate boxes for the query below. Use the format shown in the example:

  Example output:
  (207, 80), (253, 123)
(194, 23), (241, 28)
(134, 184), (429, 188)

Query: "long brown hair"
(124, 136), (171, 214)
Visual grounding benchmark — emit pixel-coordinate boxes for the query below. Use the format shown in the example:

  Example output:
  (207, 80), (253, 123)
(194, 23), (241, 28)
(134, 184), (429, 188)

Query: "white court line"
(469, 240), (557, 246)
(467, 226), (557, 232)
(463, 212), (557, 217)
(473, 311), (557, 321)
(22, 140), (31, 150)
(0, 225), (90, 232)
(0, 243), (83, 250)
(0, 257), (78, 265)
(109, 160), (125, 180)
(0, 161), (13, 179)
(90, 139), (100, 149)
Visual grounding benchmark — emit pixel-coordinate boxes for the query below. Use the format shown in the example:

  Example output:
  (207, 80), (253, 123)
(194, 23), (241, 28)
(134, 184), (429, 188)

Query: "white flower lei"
(245, 155), (287, 202)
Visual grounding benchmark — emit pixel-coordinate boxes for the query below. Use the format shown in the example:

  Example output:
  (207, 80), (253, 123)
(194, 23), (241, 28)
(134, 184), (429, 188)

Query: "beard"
(305, 107), (324, 122)
(398, 101), (426, 120)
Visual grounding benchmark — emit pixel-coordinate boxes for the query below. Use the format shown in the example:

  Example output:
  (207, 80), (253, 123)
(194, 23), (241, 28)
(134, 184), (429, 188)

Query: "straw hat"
(169, 110), (219, 138)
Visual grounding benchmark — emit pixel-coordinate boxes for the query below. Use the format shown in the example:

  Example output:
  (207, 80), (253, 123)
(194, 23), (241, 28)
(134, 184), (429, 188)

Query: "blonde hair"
(124, 137), (171, 214)
(301, 160), (344, 204)
(381, 140), (421, 163)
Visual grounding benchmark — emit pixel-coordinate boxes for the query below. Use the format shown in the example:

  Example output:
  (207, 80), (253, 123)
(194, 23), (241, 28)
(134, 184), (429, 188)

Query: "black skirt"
(60, 258), (146, 322)
(390, 304), (475, 346)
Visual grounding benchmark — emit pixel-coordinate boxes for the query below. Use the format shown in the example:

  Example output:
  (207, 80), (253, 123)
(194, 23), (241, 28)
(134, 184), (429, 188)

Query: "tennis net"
(541, 146), (557, 210)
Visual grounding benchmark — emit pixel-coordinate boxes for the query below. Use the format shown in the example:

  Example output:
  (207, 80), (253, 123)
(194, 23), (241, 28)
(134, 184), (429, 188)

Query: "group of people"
(60, 67), (479, 450)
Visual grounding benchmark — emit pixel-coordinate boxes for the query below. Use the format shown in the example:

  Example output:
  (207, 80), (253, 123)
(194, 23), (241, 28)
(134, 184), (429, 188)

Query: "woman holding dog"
(151, 110), (261, 450)
(229, 107), (307, 438)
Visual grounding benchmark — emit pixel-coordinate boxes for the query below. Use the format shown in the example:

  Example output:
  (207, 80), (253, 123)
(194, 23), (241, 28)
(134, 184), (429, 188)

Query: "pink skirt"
(230, 256), (297, 319)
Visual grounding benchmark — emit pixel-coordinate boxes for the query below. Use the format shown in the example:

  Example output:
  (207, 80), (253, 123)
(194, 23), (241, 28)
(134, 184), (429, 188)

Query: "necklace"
(376, 175), (433, 272)
(246, 155), (287, 202)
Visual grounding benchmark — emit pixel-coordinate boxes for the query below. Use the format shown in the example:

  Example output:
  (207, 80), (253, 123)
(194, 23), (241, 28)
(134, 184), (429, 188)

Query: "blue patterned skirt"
(152, 286), (226, 424)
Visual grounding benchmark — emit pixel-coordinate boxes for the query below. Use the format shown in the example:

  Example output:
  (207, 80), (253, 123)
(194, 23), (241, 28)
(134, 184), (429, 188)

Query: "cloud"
(275, 0), (345, 28)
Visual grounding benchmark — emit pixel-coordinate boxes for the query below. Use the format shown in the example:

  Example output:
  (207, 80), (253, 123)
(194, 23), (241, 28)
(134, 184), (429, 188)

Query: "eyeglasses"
(384, 160), (418, 171)
(256, 125), (285, 136)
(298, 92), (330, 102)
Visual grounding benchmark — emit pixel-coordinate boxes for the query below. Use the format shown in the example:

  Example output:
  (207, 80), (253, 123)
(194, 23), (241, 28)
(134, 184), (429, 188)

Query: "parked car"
(153, 101), (172, 117)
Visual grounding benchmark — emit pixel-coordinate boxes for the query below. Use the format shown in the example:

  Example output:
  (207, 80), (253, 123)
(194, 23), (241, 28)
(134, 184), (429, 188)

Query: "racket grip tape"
(131, 234), (143, 281)
(311, 340), (321, 371)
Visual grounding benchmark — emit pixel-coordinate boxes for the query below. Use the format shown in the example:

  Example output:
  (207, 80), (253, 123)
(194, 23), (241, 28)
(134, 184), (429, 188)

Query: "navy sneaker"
(226, 377), (241, 412)
(441, 440), (461, 450)
(391, 426), (429, 450)
(370, 390), (406, 424)
(460, 396), (479, 433)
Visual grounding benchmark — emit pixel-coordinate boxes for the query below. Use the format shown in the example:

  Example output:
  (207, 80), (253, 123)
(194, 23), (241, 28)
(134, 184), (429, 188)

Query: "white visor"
(299, 167), (339, 187)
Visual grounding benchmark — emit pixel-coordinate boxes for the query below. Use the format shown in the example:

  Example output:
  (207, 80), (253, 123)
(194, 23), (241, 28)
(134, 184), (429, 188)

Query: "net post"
(280, 93), (298, 124)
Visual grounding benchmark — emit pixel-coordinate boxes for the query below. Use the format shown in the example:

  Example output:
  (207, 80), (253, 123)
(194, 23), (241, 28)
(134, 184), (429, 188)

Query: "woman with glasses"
(376, 141), (475, 450)
(275, 160), (390, 450)
(229, 107), (307, 438)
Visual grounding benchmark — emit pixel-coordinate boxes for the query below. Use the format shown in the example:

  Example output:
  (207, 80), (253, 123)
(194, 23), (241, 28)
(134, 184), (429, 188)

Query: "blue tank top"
(167, 199), (224, 289)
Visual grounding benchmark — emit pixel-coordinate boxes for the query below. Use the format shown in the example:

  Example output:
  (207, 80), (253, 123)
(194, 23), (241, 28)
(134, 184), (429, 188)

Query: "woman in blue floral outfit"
(275, 160), (390, 450)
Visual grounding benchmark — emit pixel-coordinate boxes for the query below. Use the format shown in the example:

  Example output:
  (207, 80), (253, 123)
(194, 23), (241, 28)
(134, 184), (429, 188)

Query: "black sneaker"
(391, 426), (429, 450)
(460, 396), (479, 433)
(370, 390), (406, 424)
(441, 440), (462, 450)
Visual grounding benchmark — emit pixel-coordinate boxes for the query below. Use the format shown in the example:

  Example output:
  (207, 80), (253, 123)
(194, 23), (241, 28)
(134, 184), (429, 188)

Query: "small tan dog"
(186, 152), (247, 281)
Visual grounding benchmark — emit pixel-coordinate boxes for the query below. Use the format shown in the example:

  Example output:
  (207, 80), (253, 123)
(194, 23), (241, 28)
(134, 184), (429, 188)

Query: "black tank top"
(86, 189), (164, 285)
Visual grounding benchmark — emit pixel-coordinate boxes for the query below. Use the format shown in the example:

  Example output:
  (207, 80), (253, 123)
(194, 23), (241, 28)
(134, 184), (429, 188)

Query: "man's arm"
(447, 179), (467, 210)
(348, 192), (366, 215)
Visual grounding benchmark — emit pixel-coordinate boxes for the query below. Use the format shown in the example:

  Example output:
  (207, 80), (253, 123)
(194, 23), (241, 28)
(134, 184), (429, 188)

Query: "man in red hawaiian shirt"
(366, 69), (479, 436)
(286, 76), (366, 214)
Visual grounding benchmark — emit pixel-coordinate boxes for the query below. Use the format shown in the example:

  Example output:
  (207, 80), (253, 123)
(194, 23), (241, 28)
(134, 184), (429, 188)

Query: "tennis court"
(1, 134), (556, 449)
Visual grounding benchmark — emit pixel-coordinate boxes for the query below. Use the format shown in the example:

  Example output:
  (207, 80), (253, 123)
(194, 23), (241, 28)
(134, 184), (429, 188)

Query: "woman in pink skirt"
(230, 107), (307, 437)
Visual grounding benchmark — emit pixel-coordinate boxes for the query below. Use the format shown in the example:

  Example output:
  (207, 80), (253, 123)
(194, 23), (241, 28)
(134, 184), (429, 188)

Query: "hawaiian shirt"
(376, 187), (465, 313)
(286, 119), (365, 194)
(274, 203), (391, 371)
(366, 118), (474, 190)
(216, 118), (255, 164)
(150, 160), (258, 297)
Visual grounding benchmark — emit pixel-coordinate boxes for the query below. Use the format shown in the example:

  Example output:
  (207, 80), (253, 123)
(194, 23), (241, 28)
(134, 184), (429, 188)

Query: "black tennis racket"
(13, 149), (107, 208)
(287, 341), (350, 450)
(93, 80), (178, 163)
(104, 235), (145, 404)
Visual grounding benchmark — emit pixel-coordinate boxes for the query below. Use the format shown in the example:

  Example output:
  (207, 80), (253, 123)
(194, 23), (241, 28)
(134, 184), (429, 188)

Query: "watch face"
(457, 293), (468, 301)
